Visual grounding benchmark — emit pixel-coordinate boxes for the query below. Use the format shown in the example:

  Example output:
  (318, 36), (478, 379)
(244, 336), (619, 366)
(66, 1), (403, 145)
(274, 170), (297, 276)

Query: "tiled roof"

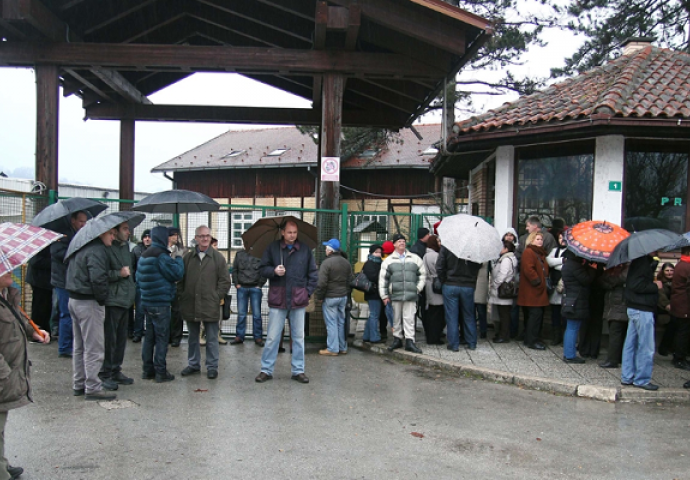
(152, 125), (442, 172)
(454, 46), (690, 136)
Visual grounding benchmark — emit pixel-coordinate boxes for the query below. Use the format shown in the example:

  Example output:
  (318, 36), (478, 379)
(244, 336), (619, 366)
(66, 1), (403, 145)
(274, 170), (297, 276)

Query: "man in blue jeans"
(255, 220), (318, 384)
(436, 245), (481, 351)
(621, 252), (660, 391)
(314, 239), (352, 356)
(50, 210), (88, 358)
(231, 243), (267, 346)
(136, 226), (184, 383)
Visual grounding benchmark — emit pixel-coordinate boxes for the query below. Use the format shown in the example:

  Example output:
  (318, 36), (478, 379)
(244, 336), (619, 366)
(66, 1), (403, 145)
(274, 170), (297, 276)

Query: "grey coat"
(65, 238), (110, 305)
(0, 287), (33, 412)
(474, 262), (490, 304)
(488, 253), (518, 306)
(105, 239), (136, 308)
(379, 250), (426, 302)
(423, 250), (443, 306)
(314, 253), (352, 300)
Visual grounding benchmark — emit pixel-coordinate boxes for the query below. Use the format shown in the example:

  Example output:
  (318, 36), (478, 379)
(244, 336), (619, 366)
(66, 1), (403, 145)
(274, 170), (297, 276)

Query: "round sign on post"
(321, 156), (340, 181)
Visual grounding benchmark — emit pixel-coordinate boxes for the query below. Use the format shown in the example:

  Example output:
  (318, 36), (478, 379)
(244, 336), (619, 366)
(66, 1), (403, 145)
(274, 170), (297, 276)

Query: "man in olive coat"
(178, 225), (231, 379)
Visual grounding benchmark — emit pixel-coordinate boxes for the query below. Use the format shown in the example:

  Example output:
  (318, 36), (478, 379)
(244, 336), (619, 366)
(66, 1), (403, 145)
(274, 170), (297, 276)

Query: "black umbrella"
(662, 232), (690, 252)
(65, 211), (145, 260)
(132, 189), (219, 214)
(241, 215), (318, 258)
(31, 198), (107, 231)
(606, 229), (683, 268)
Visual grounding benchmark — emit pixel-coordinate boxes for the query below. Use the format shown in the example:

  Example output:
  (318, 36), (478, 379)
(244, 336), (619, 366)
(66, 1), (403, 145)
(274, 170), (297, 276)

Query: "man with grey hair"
(178, 225), (231, 380)
(516, 216), (556, 260)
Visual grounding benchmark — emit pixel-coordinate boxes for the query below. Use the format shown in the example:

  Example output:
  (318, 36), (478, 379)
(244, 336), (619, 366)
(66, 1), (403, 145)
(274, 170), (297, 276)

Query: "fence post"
(48, 189), (58, 204)
(340, 203), (348, 253)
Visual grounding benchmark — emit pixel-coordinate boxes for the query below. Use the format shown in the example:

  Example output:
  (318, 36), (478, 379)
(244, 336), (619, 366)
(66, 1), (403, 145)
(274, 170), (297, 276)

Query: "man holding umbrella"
(255, 219), (318, 384)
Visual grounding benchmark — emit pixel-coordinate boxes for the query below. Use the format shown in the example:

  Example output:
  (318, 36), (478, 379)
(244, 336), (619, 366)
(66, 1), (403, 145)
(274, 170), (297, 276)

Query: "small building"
(432, 39), (690, 236)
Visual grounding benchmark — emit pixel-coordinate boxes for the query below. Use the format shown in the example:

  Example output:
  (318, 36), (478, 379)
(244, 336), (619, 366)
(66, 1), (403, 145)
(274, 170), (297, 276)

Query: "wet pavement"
(6, 338), (690, 479)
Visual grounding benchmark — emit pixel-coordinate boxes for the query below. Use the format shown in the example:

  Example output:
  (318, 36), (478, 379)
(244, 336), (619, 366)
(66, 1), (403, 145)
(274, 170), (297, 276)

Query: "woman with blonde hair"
(517, 231), (550, 350)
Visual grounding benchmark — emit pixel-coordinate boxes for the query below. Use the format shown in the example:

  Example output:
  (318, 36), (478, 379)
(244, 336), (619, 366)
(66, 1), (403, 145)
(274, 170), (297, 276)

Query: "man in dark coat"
(130, 228), (151, 342)
(669, 246), (690, 372)
(255, 220), (318, 384)
(25, 246), (52, 331)
(231, 243), (267, 346)
(560, 251), (597, 363)
(51, 211), (88, 358)
(621, 253), (660, 391)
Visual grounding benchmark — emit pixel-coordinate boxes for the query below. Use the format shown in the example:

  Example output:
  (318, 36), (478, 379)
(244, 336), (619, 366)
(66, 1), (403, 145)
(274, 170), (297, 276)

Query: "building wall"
(175, 168), (316, 199)
(592, 135), (625, 225)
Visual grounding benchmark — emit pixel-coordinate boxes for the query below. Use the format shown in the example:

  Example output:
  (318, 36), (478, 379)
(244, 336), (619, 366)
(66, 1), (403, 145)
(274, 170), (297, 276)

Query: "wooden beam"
(344, 4), (361, 50)
(329, 0), (466, 55)
(119, 119), (135, 209)
(84, 103), (407, 128)
(35, 64), (58, 193)
(319, 73), (345, 210)
(326, 6), (349, 30)
(63, 67), (113, 101)
(312, 1), (328, 109)
(91, 67), (152, 104)
(254, 0), (314, 22)
(82, 0), (158, 36)
(0, 43), (446, 78)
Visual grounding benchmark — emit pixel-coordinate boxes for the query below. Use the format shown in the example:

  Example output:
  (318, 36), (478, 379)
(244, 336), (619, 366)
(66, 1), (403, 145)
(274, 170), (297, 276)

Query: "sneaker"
(112, 372), (134, 385)
(8, 464), (24, 479)
(319, 349), (338, 356)
(155, 371), (175, 383)
(85, 390), (117, 401)
(181, 366), (201, 376)
(101, 379), (119, 391)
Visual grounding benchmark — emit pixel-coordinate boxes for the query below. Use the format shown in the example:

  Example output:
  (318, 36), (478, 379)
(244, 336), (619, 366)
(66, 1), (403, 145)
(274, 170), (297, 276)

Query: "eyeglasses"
(196, 234), (212, 239)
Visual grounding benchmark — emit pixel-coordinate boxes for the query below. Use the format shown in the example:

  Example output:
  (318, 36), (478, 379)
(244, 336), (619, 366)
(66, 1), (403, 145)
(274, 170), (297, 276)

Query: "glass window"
(517, 153), (594, 228)
(624, 149), (688, 233)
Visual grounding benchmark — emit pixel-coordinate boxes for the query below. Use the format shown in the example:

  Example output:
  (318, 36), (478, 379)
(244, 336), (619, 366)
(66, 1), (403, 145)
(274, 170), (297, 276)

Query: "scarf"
(681, 255), (690, 263)
(367, 254), (382, 263)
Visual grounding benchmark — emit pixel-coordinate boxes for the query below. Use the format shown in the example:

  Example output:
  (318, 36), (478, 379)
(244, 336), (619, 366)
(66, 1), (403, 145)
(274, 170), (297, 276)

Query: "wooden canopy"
(0, 0), (491, 207)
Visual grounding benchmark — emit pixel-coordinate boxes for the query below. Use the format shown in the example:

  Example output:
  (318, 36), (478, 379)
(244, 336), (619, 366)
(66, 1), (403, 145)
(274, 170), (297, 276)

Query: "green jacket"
(378, 250), (426, 302)
(178, 247), (232, 323)
(0, 287), (33, 413)
(106, 239), (136, 308)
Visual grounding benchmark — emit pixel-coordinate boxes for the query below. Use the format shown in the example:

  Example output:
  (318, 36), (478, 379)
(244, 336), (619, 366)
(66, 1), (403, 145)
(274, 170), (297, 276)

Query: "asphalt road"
(6, 340), (690, 479)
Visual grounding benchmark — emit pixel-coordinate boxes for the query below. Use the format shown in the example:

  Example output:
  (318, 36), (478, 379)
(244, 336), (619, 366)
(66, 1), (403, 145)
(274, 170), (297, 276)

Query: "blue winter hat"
(322, 238), (340, 251)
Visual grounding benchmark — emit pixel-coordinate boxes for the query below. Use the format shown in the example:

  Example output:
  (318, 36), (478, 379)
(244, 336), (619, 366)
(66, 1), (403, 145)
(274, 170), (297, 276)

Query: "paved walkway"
(352, 323), (690, 403)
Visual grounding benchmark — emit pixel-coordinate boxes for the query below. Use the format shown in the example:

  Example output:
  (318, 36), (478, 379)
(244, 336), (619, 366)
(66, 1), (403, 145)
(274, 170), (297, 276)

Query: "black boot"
(405, 339), (422, 354)
(551, 327), (562, 346)
(387, 337), (403, 351)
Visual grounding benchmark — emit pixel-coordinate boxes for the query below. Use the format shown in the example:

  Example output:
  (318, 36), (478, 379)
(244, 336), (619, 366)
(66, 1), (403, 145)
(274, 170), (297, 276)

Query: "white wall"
(592, 135), (625, 225)
(494, 146), (515, 233)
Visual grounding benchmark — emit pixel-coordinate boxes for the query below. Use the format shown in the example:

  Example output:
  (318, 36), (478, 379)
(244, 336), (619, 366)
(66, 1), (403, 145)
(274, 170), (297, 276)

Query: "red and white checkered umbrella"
(0, 223), (64, 277)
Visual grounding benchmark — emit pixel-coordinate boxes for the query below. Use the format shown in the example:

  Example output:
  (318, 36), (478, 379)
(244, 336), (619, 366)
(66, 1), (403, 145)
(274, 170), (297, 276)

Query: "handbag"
(432, 277), (443, 294)
(222, 294), (232, 320)
(497, 258), (518, 299)
(350, 271), (373, 293)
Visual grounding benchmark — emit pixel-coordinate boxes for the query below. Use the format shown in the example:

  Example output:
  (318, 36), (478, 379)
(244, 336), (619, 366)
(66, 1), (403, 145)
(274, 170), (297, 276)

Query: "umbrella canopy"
(132, 189), (219, 214)
(31, 198), (107, 231)
(662, 231), (690, 252)
(563, 220), (630, 263)
(0, 223), (63, 277)
(436, 214), (502, 263)
(242, 215), (318, 259)
(65, 212), (144, 260)
(606, 229), (683, 268)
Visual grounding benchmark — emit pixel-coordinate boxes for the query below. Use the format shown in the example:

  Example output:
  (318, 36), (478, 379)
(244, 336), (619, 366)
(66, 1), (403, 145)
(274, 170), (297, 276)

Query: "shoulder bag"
(497, 258), (518, 299)
(350, 271), (373, 293)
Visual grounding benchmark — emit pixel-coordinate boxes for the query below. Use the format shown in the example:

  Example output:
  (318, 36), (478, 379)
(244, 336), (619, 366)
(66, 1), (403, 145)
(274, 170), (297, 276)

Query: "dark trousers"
(606, 320), (627, 364)
(674, 318), (690, 361)
(100, 306), (129, 379)
(379, 302), (388, 339)
(510, 304), (520, 337)
(551, 304), (562, 328)
(524, 307), (544, 347)
(425, 304), (445, 344)
(133, 285), (145, 338)
(659, 316), (678, 354)
(476, 303), (488, 335)
(579, 314), (603, 358)
(30, 286), (52, 331)
(496, 304), (512, 341)
(142, 305), (171, 375)
(169, 296), (183, 343)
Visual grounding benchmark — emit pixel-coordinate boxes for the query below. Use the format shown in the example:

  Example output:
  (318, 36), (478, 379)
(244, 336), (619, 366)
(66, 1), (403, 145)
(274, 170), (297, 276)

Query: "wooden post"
(319, 73), (344, 211)
(119, 119), (135, 210)
(35, 65), (59, 194)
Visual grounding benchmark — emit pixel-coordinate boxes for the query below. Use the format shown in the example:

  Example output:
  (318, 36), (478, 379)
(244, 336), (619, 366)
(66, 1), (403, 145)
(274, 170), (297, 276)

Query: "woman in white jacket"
(546, 232), (568, 345)
(488, 240), (518, 343)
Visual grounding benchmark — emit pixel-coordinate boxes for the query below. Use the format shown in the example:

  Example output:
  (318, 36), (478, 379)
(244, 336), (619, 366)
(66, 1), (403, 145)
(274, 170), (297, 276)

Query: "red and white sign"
(321, 156), (340, 182)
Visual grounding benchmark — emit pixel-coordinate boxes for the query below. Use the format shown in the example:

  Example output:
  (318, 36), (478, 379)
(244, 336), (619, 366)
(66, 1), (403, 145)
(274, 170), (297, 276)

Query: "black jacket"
(131, 242), (148, 279)
(65, 238), (110, 305)
(26, 247), (52, 290)
(232, 250), (267, 287)
(362, 258), (383, 301)
(436, 246), (481, 288)
(50, 225), (76, 289)
(409, 240), (427, 259)
(625, 255), (659, 312)
(560, 252), (597, 320)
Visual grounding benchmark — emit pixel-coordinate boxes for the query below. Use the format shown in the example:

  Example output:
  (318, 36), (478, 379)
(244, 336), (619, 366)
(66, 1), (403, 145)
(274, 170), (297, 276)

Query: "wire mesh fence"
(3, 189), (457, 340)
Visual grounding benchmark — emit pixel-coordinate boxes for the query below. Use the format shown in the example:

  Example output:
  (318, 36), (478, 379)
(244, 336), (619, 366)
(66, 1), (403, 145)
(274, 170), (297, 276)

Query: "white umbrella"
(436, 214), (502, 263)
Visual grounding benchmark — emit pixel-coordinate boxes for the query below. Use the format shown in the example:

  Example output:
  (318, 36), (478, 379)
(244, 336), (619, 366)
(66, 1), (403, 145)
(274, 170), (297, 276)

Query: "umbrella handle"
(17, 306), (45, 340)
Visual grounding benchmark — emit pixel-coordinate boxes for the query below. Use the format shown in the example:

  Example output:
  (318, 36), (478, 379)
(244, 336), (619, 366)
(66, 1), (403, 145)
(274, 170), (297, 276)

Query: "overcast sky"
(0, 26), (580, 193)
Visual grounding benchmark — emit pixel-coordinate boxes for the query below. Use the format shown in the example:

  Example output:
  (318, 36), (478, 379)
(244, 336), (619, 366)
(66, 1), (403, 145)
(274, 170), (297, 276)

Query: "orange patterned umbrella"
(563, 221), (630, 263)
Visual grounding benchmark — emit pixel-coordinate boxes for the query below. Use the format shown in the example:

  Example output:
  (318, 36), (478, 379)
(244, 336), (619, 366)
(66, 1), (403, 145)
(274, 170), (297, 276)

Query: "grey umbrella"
(606, 229), (683, 268)
(65, 211), (145, 260)
(132, 189), (219, 214)
(662, 231), (690, 252)
(31, 198), (108, 231)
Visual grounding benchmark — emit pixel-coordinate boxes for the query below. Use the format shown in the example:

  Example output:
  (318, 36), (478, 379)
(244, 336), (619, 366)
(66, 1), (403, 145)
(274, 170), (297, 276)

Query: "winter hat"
(417, 227), (430, 239)
(382, 241), (394, 254)
(142, 229), (151, 238)
(433, 221), (441, 235)
(391, 233), (406, 244)
(369, 244), (383, 254)
(168, 227), (180, 236)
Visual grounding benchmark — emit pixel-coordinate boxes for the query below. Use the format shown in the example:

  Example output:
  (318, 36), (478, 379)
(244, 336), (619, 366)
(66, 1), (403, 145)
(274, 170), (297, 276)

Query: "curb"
(358, 343), (690, 404)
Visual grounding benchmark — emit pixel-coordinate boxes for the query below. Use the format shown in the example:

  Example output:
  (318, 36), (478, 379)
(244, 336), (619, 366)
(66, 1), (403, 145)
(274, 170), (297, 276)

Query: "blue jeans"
(56, 287), (73, 355)
(187, 321), (219, 370)
(385, 301), (394, 328)
(141, 305), (171, 375)
(622, 308), (655, 386)
(443, 284), (476, 349)
(236, 287), (263, 340)
(322, 296), (348, 353)
(364, 300), (382, 343)
(261, 307), (305, 376)
(563, 318), (582, 359)
(133, 285), (145, 338)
